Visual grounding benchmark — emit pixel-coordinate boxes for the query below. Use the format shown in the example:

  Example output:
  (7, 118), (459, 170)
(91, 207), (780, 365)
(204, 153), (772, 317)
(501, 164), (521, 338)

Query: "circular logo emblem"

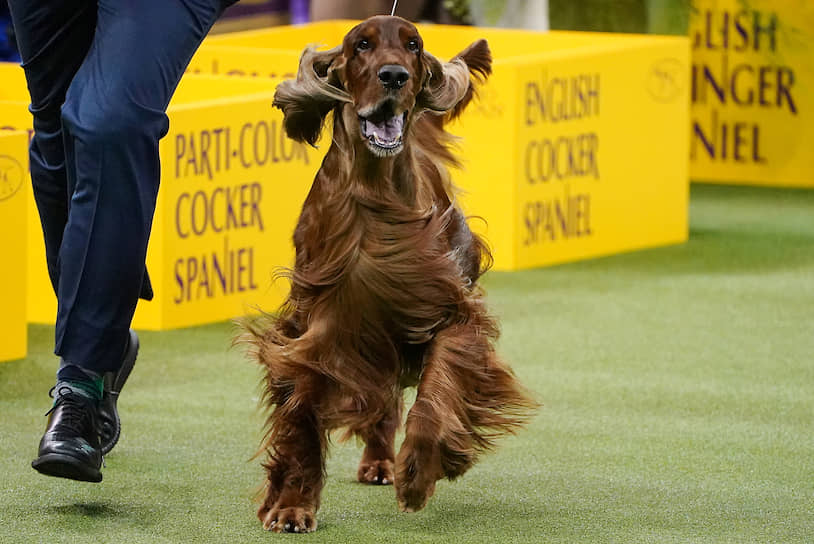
(0, 155), (24, 201)
(647, 58), (685, 103)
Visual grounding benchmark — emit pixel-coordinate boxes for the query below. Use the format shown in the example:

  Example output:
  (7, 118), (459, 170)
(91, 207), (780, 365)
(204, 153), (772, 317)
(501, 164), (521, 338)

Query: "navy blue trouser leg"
(9, 0), (224, 373)
(7, 0), (96, 298)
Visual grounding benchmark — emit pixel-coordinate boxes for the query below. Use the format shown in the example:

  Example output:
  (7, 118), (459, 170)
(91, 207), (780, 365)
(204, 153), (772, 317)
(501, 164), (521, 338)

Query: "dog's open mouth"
(358, 109), (407, 156)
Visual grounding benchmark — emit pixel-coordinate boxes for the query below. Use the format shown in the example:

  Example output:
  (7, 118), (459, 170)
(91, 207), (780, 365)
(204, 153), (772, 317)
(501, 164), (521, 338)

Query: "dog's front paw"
(395, 473), (436, 513)
(394, 448), (439, 512)
(358, 459), (394, 485)
(259, 504), (317, 533)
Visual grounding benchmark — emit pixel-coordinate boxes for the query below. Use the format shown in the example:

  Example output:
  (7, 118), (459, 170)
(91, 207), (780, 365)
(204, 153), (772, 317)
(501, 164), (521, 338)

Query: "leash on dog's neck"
(390, 0), (398, 16)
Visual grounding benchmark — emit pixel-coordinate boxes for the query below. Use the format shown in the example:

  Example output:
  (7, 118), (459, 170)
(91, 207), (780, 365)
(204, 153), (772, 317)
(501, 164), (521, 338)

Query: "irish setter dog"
(242, 15), (536, 533)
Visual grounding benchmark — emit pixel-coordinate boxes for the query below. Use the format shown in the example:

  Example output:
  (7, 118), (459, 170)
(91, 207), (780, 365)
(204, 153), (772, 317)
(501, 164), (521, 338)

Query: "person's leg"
(26, 0), (225, 481)
(7, 0), (95, 297)
(9, 0), (106, 482)
(8, 0), (143, 393)
(55, 0), (224, 377)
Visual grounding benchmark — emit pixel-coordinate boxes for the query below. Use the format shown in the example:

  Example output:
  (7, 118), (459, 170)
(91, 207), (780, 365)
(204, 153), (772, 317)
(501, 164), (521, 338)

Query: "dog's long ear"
(418, 39), (492, 121)
(273, 45), (351, 146)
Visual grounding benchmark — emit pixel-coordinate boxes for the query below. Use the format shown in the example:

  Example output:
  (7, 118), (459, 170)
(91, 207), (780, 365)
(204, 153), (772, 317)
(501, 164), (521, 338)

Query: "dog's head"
(273, 16), (491, 157)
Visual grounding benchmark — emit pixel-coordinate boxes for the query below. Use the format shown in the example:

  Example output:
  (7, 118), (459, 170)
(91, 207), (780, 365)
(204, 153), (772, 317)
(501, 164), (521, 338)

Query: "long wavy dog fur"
(240, 15), (537, 533)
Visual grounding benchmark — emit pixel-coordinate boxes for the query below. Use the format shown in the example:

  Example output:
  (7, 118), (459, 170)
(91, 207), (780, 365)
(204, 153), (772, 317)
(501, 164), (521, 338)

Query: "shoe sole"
(32, 453), (103, 483)
(99, 330), (139, 455)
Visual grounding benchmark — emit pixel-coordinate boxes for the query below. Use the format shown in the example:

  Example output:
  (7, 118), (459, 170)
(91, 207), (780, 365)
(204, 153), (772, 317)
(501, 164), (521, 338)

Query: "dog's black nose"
(378, 65), (409, 89)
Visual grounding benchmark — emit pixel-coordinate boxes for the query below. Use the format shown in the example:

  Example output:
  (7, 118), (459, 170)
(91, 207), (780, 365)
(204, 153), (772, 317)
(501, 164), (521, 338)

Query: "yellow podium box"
(1, 65), (326, 330)
(194, 22), (690, 270)
(690, 0), (814, 187)
(1, 65), (43, 329)
(0, 130), (28, 362)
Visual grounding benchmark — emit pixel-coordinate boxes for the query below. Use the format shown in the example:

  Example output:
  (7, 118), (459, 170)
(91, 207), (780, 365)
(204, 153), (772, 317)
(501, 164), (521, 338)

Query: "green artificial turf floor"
(1, 184), (812, 543)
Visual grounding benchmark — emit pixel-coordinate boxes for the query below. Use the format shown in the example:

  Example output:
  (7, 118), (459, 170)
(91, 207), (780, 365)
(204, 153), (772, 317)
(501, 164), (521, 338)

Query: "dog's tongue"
(365, 114), (404, 143)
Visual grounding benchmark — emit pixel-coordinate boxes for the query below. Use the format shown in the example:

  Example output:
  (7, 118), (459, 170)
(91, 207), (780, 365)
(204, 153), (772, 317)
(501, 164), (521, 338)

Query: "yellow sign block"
(1, 65), (326, 330)
(150, 76), (325, 329)
(690, 0), (814, 186)
(1, 64), (51, 326)
(196, 23), (690, 269)
(0, 130), (28, 362)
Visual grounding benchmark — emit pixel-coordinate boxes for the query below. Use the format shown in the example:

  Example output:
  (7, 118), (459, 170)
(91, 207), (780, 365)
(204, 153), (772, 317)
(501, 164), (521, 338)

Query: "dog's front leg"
(395, 327), (478, 513)
(258, 379), (326, 533)
(395, 317), (536, 513)
(394, 409), (444, 512)
(357, 397), (403, 485)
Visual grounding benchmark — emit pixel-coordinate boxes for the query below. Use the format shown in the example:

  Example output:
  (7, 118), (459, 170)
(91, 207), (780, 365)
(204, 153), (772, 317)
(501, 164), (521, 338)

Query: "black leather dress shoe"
(31, 389), (103, 482)
(98, 329), (139, 455)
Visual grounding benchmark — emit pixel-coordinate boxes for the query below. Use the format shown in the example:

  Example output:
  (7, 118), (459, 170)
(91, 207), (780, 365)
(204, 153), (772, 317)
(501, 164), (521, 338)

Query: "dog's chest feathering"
(303, 193), (465, 346)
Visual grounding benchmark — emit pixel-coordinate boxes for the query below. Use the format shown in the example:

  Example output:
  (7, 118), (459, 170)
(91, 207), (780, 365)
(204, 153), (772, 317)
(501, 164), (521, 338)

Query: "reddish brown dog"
(242, 15), (536, 533)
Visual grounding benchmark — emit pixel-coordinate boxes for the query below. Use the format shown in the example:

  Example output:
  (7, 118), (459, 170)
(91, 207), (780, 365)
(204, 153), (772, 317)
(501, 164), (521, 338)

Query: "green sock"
(53, 379), (104, 403)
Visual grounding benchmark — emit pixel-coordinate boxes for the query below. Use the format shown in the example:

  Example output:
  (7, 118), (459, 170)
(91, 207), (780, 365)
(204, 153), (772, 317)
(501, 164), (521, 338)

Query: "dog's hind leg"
(356, 396), (403, 485)
(257, 374), (327, 533)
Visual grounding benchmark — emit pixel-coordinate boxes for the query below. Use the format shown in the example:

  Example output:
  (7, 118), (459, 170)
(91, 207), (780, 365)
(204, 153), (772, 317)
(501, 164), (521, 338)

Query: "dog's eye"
(406, 38), (419, 52)
(356, 39), (371, 52)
